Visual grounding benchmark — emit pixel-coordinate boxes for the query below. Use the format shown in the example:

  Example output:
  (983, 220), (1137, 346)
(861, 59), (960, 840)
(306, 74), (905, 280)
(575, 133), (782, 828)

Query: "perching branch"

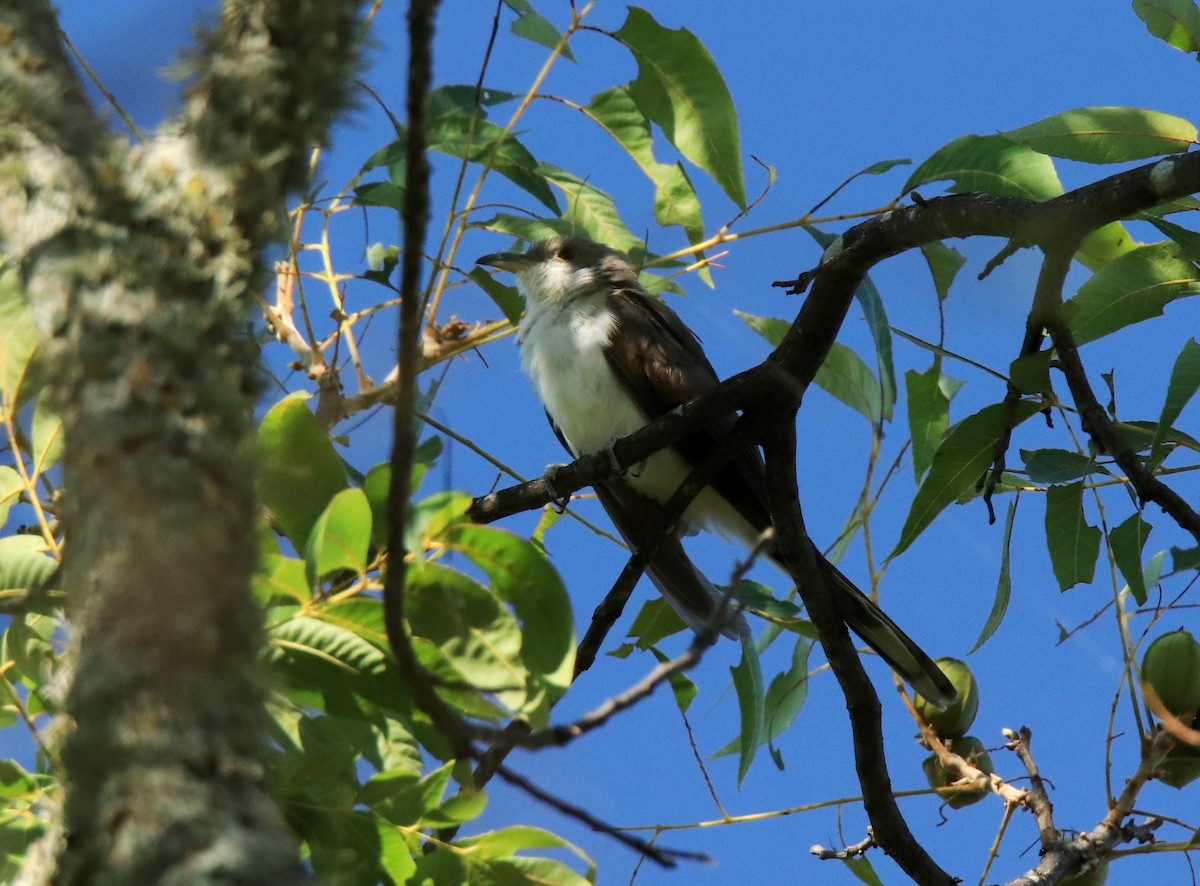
(464, 149), (1200, 879)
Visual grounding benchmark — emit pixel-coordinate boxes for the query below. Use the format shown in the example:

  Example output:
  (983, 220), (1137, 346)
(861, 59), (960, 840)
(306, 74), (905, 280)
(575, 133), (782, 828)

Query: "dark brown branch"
(1047, 314), (1200, 543)
(471, 419), (759, 773)
(383, 0), (474, 758)
(474, 153), (1200, 531)
(983, 247), (1076, 517)
(760, 422), (955, 886)
(471, 639), (709, 751)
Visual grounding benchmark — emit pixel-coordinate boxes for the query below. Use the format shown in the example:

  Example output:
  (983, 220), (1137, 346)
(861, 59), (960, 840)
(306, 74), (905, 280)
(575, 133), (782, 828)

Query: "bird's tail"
(824, 562), (957, 710)
(594, 484), (748, 640)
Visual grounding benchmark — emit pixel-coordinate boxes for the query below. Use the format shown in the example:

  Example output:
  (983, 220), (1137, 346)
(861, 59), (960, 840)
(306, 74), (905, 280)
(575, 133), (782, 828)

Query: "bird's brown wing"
(601, 287), (773, 533)
(600, 289), (957, 707)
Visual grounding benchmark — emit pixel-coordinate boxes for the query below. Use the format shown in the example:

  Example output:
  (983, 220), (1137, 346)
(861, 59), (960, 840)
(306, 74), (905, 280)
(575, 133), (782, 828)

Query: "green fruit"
(1159, 750), (1200, 789)
(922, 735), (992, 809)
(915, 657), (979, 738)
(1159, 717), (1200, 789)
(1059, 861), (1108, 886)
(1142, 629), (1200, 719)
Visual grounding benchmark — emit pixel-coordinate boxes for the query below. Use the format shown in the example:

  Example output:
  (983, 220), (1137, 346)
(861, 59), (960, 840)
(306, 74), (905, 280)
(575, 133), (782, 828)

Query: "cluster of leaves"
(2, 2), (1200, 884)
(270, 2), (1200, 879)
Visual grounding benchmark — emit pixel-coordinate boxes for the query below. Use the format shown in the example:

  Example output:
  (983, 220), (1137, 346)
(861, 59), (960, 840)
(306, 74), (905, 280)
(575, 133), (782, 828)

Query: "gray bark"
(0, 0), (366, 881)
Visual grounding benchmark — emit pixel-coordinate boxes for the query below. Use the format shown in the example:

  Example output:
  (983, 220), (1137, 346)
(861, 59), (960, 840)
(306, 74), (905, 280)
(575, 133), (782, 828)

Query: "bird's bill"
(476, 251), (535, 272)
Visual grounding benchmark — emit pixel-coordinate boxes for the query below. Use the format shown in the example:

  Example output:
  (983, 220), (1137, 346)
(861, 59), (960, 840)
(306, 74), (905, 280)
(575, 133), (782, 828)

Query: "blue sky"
(46, 2), (1200, 884)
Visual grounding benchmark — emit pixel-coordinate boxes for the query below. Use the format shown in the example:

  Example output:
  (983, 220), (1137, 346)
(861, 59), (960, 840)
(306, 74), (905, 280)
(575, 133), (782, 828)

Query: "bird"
(476, 235), (956, 708)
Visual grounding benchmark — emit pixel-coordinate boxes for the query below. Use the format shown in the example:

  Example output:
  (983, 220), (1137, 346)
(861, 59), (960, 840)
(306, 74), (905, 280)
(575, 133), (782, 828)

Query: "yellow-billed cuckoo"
(477, 236), (956, 708)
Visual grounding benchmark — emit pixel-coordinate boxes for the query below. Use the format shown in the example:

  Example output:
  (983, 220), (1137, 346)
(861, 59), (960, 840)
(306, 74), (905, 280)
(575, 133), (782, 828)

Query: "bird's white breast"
(519, 295), (645, 456)
(518, 294), (757, 544)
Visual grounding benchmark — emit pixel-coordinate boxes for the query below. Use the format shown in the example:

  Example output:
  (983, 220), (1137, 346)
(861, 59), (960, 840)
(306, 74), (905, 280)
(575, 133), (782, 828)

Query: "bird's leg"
(541, 463), (571, 512)
(600, 437), (639, 478)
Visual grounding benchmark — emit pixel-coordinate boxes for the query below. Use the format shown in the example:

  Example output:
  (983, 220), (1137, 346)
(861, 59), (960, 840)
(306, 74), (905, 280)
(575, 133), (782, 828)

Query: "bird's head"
(476, 236), (636, 306)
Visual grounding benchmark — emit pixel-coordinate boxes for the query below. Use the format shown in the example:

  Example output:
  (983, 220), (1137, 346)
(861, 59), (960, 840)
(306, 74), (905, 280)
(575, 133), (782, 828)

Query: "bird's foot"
(599, 438), (632, 477)
(542, 463), (571, 512)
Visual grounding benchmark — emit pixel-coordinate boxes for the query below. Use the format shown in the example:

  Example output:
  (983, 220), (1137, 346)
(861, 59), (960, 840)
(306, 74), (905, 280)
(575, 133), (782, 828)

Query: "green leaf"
(473, 212), (579, 243)
(406, 561), (519, 683)
(1064, 241), (1200, 344)
(1078, 221), (1139, 271)
(584, 86), (704, 242)
(1003, 107), (1197, 163)
(905, 364), (953, 482)
(813, 343), (883, 426)
(375, 820), (418, 882)
(427, 84), (521, 116)
(852, 275), (897, 423)
(1008, 350), (1053, 396)
(468, 266), (524, 325)
(1135, 0), (1200, 57)
(902, 134), (1063, 199)
(265, 607), (405, 712)
(253, 550), (308, 605)
(442, 524), (575, 707)
(1171, 544), (1200, 570)
(0, 263), (39, 406)
(627, 598), (688, 646)
(1044, 482), (1101, 590)
(729, 634), (765, 787)
(844, 855), (885, 886)
(362, 441), (442, 551)
(352, 180), (405, 209)
(363, 242), (399, 287)
(373, 761), (452, 827)
(257, 392), (349, 554)
(306, 488), (372, 585)
(482, 856), (594, 886)
(615, 7), (746, 209)
(1020, 448), (1100, 484)
(436, 113), (560, 212)
(805, 227), (896, 421)
(891, 401), (1041, 559)
(30, 395), (63, 474)
(406, 490), (471, 556)
(0, 467), (20, 531)
(509, 8), (576, 61)
(537, 163), (642, 254)
(859, 157), (911, 176)
(409, 849), (466, 885)
(1110, 513), (1153, 605)
(456, 824), (572, 856)
(0, 535), (57, 597)
(648, 645), (697, 713)
(1150, 338), (1200, 468)
(1146, 215), (1200, 261)
(764, 636), (812, 760)
(369, 112), (561, 214)
(735, 311), (883, 424)
(920, 241), (967, 301)
(1115, 418), (1200, 454)
(970, 496), (1016, 653)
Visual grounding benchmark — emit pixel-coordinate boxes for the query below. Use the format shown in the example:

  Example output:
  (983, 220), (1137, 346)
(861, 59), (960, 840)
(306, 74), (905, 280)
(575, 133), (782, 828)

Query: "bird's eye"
(556, 244), (574, 262)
